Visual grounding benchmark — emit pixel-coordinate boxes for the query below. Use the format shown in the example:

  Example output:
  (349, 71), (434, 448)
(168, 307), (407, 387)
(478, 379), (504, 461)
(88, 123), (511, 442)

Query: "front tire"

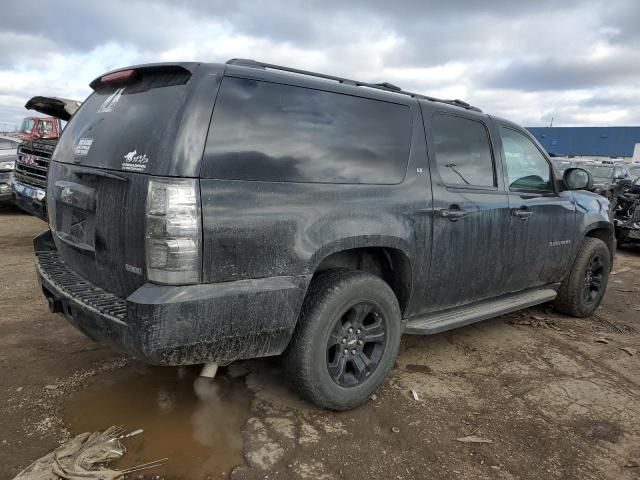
(284, 270), (402, 410)
(554, 237), (611, 317)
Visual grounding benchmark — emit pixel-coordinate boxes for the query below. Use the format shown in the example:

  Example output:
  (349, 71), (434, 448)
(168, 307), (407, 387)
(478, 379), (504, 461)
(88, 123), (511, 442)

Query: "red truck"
(14, 115), (63, 141)
(12, 96), (81, 219)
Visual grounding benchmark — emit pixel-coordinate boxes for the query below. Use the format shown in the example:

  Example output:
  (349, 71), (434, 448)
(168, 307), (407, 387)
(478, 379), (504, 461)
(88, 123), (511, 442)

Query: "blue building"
(526, 127), (640, 161)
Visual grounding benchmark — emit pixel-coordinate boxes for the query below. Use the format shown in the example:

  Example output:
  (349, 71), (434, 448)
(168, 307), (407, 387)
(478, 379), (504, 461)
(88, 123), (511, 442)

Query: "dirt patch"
(576, 420), (624, 443)
(405, 363), (433, 374)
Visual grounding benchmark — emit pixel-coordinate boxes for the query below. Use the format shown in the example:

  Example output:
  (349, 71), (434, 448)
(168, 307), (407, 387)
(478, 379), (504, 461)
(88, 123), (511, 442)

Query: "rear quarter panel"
(200, 100), (432, 316)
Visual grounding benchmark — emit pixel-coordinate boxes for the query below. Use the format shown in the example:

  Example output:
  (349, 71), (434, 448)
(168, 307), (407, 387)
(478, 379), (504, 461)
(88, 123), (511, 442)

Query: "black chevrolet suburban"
(34, 60), (614, 410)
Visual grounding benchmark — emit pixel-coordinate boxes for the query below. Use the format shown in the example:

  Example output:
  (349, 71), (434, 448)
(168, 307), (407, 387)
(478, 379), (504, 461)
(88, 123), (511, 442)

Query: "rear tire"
(284, 270), (402, 410)
(554, 237), (611, 317)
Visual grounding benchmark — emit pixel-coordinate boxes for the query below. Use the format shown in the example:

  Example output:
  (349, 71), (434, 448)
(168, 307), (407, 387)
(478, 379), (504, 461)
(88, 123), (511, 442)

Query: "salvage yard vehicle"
(12, 97), (81, 220)
(582, 163), (634, 201)
(551, 158), (574, 173)
(34, 60), (615, 410)
(614, 177), (640, 244)
(0, 135), (20, 204)
(14, 114), (62, 142)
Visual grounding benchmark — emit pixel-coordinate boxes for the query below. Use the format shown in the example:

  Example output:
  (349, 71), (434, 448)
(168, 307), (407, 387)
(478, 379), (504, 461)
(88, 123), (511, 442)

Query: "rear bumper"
(12, 180), (47, 219)
(34, 230), (309, 365)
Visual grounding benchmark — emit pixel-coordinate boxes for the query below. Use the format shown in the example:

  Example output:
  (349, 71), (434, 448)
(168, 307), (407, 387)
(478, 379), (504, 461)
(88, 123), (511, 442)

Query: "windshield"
(553, 160), (571, 171)
(583, 165), (613, 180)
(20, 119), (35, 133)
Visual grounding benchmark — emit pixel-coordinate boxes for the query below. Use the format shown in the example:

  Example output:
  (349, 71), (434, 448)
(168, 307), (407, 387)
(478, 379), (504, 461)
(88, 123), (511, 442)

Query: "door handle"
(513, 208), (533, 220)
(439, 206), (466, 222)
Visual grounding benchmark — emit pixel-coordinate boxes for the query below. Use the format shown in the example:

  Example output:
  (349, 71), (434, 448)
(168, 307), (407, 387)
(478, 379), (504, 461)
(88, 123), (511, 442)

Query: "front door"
(496, 124), (576, 292)
(419, 111), (512, 314)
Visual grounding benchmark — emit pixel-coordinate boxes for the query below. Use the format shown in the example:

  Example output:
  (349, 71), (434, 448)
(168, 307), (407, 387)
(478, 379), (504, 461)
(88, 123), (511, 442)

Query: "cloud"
(0, 0), (639, 128)
(481, 49), (640, 91)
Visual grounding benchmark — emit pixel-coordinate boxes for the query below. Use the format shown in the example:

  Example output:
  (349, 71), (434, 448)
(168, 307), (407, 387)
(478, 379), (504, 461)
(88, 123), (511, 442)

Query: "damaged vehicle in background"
(614, 176), (640, 244)
(0, 135), (21, 205)
(34, 60), (614, 411)
(12, 96), (81, 220)
(551, 158), (584, 173)
(581, 163), (634, 202)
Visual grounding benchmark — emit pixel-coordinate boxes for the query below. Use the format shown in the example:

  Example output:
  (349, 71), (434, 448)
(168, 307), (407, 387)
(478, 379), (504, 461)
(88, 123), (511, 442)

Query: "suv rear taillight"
(145, 178), (201, 284)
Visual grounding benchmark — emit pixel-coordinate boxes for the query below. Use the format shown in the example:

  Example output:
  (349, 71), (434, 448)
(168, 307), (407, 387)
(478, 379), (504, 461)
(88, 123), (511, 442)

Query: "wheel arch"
(583, 222), (615, 265)
(311, 241), (413, 316)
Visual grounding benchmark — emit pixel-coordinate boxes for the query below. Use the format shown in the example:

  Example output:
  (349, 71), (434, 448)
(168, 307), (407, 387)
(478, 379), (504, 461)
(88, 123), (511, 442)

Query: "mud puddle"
(62, 364), (252, 479)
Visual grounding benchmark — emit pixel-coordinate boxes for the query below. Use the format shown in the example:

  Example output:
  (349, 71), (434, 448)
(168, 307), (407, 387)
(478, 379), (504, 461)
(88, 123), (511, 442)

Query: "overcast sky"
(1, 0), (639, 129)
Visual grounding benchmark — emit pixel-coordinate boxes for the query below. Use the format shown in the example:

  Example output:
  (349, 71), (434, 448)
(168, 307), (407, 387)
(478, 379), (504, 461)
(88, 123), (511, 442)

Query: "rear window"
(202, 77), (412, 184)
(52, 67), (191, 173)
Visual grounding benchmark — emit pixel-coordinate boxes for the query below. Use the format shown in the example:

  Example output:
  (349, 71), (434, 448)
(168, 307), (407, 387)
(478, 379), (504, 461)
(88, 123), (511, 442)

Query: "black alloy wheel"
(583, 253), (605, 305)
(326, 302), (387, 387)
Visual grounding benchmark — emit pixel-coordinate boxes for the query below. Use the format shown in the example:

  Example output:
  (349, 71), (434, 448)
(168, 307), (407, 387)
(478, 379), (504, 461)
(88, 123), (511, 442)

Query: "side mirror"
(563, 167), (593, 190)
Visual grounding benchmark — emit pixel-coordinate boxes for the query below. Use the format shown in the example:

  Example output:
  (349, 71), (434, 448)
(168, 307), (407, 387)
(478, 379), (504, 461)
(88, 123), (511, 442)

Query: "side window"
(500, 127), (553, 193)
(616, 167), (629, 179)
(203, 77), (412, 184)
(431, 114), (495, 187)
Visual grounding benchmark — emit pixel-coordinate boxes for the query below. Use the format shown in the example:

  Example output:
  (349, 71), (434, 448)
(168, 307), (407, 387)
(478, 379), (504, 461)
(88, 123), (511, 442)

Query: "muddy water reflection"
(63, 365), (252, 478)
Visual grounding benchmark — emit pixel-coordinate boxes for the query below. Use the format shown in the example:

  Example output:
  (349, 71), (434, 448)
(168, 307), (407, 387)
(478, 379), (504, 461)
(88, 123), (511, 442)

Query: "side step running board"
(405, 287), (558, 335)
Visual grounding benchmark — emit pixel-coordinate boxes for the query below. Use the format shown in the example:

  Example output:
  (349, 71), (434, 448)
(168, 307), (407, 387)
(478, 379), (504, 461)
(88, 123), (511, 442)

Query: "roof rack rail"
(225, 58), (482, 112)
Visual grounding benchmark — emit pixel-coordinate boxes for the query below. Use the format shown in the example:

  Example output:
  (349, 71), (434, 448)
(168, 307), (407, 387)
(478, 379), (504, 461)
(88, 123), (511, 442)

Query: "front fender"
(573, 190), (615, 262)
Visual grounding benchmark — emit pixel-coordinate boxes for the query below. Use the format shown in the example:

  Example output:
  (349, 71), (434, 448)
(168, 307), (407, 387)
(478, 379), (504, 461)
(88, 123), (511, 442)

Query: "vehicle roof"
(0, 135), (21, 144)
(92, 60), (483, 113)
(223, 62), (419, 105)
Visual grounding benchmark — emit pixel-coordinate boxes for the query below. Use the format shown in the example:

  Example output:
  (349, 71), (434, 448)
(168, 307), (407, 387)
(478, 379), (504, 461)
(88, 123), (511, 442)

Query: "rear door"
(419, 108), (512, 313)
(495, 123), (576, 291)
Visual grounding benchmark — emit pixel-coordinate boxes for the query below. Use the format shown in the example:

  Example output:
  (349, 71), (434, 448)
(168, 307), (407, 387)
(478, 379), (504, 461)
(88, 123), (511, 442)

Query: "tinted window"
(202, 77), (412, 183)
(500, 127), (552, 192)
(583, 165), (613, 180)
(431, 114), (495, 187)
